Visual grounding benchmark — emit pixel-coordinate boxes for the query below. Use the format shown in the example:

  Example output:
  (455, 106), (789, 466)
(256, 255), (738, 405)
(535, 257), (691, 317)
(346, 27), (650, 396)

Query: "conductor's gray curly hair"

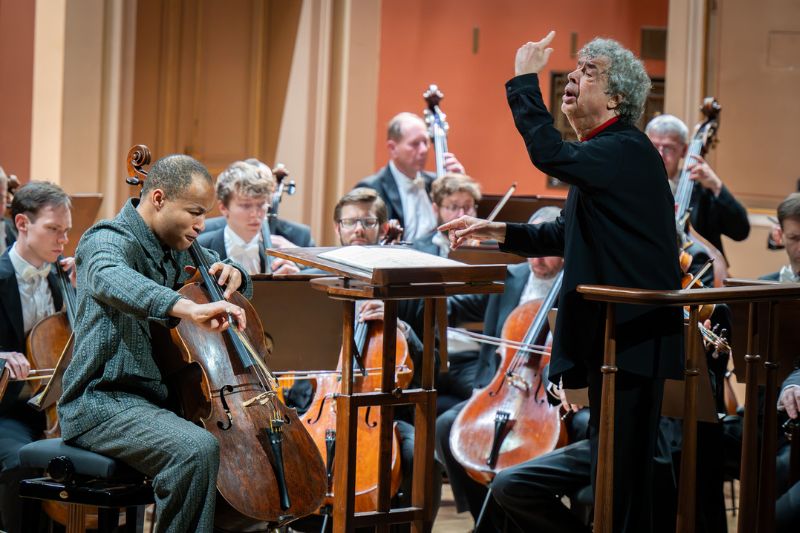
(579, 38), (651, 125)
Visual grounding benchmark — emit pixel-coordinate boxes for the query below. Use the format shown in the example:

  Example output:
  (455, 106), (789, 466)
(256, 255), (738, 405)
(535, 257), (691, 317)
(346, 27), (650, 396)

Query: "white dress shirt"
(224, 225), (262, 275)
(432, 231), (450, 257)
(778, 264), (800, 283)
(8, 243), (55, 334)
(389, 161), (437, 241)
(0, 219), (7, 255)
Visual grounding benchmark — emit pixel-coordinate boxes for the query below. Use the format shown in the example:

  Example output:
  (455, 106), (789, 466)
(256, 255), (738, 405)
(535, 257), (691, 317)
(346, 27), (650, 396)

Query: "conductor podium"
(269, 246), (504, 532)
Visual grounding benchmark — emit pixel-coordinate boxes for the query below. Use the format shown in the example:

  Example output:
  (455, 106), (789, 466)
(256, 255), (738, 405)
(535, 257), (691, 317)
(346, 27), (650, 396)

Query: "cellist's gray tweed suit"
(58, 199), (251, 532)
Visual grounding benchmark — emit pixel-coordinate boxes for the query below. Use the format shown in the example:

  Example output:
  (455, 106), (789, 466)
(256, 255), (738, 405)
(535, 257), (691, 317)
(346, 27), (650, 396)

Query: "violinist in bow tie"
(0, 181), (74, 533)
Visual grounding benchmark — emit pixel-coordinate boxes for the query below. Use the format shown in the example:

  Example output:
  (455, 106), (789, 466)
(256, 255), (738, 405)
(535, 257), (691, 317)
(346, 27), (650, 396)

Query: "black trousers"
(0, 406), (45, 533)
(491, 370), (667, 533)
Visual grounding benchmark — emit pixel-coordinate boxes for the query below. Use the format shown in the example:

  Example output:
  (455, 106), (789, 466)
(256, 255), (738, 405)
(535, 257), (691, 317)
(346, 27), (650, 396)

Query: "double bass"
(449, 271), (566, 484)
(423, 84), (450, 179)
(674, 98), (727, 287)
(126, 145), (326, 526)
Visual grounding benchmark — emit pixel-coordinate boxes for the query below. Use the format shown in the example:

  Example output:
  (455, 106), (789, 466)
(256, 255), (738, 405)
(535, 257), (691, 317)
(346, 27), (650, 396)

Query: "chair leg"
(125, 505), (146, 532)
(97, 506), (120, 532)
(20, 496), (42, 533)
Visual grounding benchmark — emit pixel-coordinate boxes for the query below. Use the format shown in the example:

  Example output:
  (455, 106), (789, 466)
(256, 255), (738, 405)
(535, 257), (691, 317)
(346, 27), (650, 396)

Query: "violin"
(449, 271), (566, 485)
(674, 98), (728, 287)
(423, 84), (450, 179)
(127, 145), (326, 526)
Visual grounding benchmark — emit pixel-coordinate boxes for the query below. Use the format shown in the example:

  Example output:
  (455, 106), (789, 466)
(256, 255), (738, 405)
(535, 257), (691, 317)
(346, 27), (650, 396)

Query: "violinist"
(197, 160), (300, 275)
(646, 114), (750, 257)
(441, 33), (684, 533)
(413, 173), (481, 257)
(435, 206), (563, 524)
(0, 169), (18, 254)
(355, 112), (465, 242)
(202, 158), (316, 248)
(0, 181), (74, 533)
(57, 155), (251, 532)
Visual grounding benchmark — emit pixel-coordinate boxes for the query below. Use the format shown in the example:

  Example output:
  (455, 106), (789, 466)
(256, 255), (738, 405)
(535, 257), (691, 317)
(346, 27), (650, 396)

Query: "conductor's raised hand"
(208, 262), (243, 299)
(515, 31), (556, 76)
(438, 216), (507, 249)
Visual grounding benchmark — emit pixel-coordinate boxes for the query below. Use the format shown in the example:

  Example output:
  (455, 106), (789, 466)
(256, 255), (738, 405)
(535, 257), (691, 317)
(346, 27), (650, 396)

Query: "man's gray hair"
(579, 38), (651, 125)
(645, 114), (689, 144)
(528, 205), (561, 224)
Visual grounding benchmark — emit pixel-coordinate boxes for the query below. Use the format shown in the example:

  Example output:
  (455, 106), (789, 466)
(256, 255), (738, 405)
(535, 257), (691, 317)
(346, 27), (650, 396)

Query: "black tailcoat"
(503, 73), (684, 388)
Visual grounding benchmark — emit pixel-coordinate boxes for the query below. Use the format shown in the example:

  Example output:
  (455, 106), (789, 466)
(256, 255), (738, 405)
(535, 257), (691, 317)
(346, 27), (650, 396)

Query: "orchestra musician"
(202, 158), (316, 248)
(0, 182), (74, 533)
(197, 160), (301, 275)
(0, 169), (18, 254)
(440, 33), (684, 532)
(761, 192), (800, 282)
(57, 155), (252, 532)
(355, 112), (465, 242)
(435, 206), (563, 525)
(645, 114), (750, 258)
(413, 172), (481, 258)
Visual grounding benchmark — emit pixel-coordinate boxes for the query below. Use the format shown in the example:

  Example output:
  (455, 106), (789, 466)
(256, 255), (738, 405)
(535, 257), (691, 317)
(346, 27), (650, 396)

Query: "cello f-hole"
(364, 405), (378, 428)
(217, 384), (235, 430)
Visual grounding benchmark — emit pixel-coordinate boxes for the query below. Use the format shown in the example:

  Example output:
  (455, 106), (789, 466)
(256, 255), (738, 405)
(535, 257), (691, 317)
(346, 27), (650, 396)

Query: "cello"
(449, 271), (566, 485)
(126, 145), (326, 526)
(300, 313), (411, 512)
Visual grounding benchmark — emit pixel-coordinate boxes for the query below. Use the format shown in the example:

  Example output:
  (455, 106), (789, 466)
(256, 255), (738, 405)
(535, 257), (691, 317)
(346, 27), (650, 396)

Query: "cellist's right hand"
(170, 299), (247, 333)
(0, 351), (30, 379)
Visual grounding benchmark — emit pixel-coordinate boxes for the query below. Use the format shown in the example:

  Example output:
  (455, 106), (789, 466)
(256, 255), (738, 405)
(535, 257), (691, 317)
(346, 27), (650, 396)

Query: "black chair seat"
(18, 438), (142, 481)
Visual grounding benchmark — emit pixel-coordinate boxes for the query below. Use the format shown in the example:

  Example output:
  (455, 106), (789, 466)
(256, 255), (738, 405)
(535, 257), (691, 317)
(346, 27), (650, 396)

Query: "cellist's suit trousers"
(71, 403), (219, 533)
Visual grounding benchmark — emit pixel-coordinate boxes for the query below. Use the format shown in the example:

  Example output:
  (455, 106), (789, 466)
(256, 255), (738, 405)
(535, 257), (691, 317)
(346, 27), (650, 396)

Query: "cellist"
(57, 155), (250, 532)
(0, 182), (74, 533)
(197, 160), (301, 275)
(435, 206), (564, 526)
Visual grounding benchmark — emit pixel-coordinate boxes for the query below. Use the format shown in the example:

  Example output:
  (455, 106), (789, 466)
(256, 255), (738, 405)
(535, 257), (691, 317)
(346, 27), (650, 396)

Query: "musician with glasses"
(201, 158), (316, 249)
(0, 182), (74, 533)
(198, 161), (300, 275)
(286, 187), (441, 531)
(413, 173), (481, 257)
(645, 114), (749, 257)
(355, 112), (466, 242)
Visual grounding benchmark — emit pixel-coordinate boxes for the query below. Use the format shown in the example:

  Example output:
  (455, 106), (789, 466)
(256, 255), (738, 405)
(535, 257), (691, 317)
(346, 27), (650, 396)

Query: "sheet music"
(318, 245), (464, 272)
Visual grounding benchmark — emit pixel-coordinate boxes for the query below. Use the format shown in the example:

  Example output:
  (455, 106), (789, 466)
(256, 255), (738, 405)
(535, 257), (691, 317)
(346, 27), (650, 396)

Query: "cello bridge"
(505, 373), (530, 392)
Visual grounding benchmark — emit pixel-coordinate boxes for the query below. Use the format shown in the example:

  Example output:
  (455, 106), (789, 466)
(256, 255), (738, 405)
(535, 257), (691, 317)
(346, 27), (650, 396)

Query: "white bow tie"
(229, 242), (260, 257)
(19, 262), (52, 283)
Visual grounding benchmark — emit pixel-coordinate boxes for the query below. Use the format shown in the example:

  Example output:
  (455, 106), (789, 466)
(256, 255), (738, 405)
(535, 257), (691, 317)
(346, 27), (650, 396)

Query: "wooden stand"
(269, 247), (504, 532)
(576, 282), (800, 533)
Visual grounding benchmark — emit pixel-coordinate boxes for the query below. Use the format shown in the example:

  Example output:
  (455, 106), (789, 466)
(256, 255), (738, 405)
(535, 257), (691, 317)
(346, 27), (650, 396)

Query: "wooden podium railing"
(269, 247), (505, 532)
(576, 281), (800, 533)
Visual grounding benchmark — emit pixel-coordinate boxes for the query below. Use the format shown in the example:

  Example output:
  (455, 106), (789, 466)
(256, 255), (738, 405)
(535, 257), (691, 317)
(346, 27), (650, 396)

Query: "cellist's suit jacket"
(502, 73), (684, 389)
(0, 251), (62, 416)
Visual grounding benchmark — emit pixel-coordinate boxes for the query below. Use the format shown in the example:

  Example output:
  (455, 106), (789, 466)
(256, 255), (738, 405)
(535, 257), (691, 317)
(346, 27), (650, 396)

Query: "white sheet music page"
(318, 245), (464, 273)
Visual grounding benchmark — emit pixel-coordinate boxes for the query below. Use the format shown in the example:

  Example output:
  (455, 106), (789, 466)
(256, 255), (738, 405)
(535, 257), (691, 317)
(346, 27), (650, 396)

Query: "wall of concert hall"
(375, 0), (668, 197)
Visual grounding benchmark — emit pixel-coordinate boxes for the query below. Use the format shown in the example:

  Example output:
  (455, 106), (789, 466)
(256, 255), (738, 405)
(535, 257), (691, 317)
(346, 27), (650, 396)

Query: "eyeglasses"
(652, 143), (681, 157)
(338, 217), (379, 229)
(440, 203), (477, 214)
